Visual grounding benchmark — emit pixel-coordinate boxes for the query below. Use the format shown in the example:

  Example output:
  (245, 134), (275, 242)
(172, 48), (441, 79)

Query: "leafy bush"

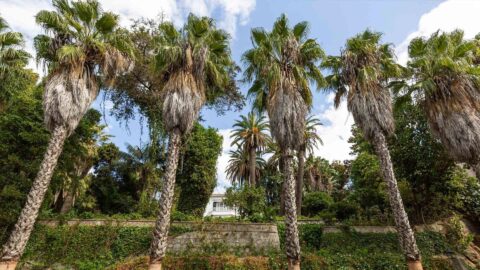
(19, 224), (193, 269)
(171, 211), (198, 222)
(15, 223), (457, 269)
(224, 186), (274, 222)
(449, 167), (480, 223)
(277, 224), (323, 251)
(299, 224), (323, 250)
(277, 223), (455, 270)
(301, 192), (333, 217)
(444, 215), (474, 252)
(330, 200), (359, 221)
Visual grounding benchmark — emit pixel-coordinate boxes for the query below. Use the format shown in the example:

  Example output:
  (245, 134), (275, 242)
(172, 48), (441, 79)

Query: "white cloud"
(313, 94), (354, 162)
(215, 128), (234, 192)
(396, 0), (480, 65)
(209, 0), (256, 37)
(0, 0), (256, 73)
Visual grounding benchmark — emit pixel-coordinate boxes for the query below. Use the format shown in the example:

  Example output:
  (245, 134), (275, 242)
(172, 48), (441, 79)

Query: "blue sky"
(3, 0), (480, 191)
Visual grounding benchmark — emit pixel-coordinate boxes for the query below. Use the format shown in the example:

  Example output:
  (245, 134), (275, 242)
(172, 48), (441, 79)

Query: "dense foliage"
(176, 123), (223, 216)
(14, 224), (456, 270)
(224, 186), (274, 222)
(0, 72), (106, 233)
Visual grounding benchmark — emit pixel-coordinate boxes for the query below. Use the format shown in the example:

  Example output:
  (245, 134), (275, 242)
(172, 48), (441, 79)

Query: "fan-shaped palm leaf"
(407, 30), (480, 177)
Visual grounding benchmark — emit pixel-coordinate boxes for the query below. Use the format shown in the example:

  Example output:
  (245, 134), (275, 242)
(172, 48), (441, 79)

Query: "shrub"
(316, 210), (336, 225)
(299, 224), (323, 250)
(18, 223), (455, 269)
(224, 186), (274, 222)
(444, 215), (474, 252)
(302, 192), (333, 217)
(330, 200), (359, 221)
(171, 211), (198, 222)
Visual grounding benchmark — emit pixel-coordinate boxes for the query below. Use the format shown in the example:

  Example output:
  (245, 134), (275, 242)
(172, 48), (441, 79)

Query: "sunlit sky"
(2, 0), (480, 191)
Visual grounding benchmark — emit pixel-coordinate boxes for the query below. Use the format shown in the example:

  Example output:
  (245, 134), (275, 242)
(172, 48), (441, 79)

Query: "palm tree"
(296, 116), (322, 215)
(0, 1), (133, 268)
(0, 16), (30, 110)
(226, 147), (265, 186)
(0, 16), (29, 77)
(56, 109), (106, 214)
(243, 14), (325, 270)
(148, 14), (237, 269)
(304, 156), (334, 194)
(230, 112), (270, 186)
(123, 144), (162, 216)
(406, 30), (480, 179)
(322, 30), (422, 270)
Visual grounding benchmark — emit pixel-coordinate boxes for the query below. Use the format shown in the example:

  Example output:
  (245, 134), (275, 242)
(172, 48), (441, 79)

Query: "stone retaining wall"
(37, 218), (478, 255)
(38, 220), (280, 254)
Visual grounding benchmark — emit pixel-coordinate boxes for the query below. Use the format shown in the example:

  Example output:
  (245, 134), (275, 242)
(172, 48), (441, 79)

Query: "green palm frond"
(95, 12), (119, 34)
(230, 112), (271, 152)
(0, 16), (30, 77)
(322, 29), (399, 139)
(322, 29), (400, 101)
(35, 0), (134, 83)
(303, 115), (323, 155)
(242, 14), (325, 112)
(407, 30), (479, 110)
(226, 147), (265, 186)
(154, 13), (236, 104)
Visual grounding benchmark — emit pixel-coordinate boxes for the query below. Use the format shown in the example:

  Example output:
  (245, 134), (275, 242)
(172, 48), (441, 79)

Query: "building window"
(213, 201), (229, 212)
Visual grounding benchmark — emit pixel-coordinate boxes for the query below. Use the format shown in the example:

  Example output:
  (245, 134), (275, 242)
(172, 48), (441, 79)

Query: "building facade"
(203, 193), (237, 217)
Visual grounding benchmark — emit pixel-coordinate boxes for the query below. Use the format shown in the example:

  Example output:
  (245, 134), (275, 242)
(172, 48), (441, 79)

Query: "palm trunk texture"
(373, 132), (423, 270)
(296, 149), (305, 216)
(148, 129), (182, 269)
(249, 147), (256, 186)
(0, 125), (68, 268)
(59, 191), (75, 214)
(283, 149), (301, 270)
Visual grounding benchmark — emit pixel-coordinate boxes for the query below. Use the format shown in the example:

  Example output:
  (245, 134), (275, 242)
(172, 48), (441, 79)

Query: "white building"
(203, 193), (237, 217)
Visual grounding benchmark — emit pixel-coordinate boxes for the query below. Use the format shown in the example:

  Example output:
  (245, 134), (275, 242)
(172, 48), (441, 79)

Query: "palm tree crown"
(226, 147), (265, 187)
(155, 14), (237, 134)
(322, 30), (403, 140)
(0, 16), (30, 77)
(231, 112), (270, 153)
(407, 30), (480, 165)
(230, 112), (270, 186)
(243, 14), (325, 150)
(34, 0), (133, 134)
(302, 115), (323, 154)
(305, 156), (334, 193)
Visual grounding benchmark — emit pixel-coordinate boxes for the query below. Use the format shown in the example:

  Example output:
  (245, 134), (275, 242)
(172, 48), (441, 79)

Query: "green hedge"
(20, 224), (191, 269)
(277, 224), (456, 269)
(15, 223), (458, 269)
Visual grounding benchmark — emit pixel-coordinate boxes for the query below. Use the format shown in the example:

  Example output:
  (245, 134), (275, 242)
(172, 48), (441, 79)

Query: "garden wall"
(38, 220), (281, 253)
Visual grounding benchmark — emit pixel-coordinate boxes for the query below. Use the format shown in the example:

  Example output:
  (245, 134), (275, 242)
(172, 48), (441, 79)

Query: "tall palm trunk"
(295, 148), (305, 216)
(59, 190), (75, 214)
(279, 156), (286, 216)
(249, 146), (256, 186)
(283, 149), (301, 270)
(0, 125), (68, 269)
(149, 128), (182, 270)
(373, 132), (422, 270)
